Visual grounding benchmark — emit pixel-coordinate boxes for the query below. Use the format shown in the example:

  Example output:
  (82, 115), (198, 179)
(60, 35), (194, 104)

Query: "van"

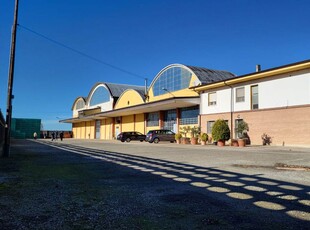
(145, 129), (175, 143)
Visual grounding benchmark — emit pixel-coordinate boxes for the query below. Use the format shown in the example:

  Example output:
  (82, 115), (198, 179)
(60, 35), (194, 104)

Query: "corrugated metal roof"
(105, 83), (145, 98)
(185, 65), (236, 84)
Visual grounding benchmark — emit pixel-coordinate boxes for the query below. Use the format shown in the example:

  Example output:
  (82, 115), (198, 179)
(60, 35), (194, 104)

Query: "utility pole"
(3, 0), (19, 157)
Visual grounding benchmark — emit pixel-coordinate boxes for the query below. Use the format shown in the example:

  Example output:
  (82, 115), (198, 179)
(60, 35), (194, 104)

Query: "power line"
(18, 24), (148, 80)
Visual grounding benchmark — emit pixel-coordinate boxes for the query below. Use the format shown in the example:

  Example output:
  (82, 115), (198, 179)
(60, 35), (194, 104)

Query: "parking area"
(1, 139), (309, 229)
(42, 138), (310, 186)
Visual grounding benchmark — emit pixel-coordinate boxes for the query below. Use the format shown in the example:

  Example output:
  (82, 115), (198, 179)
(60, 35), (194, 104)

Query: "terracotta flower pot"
(181, 137), (190, 144)
(232, 139), (239, 147)
(217, 140), (225, 146)
(191, 137), (198, 145)
(238, 139), (246, 147)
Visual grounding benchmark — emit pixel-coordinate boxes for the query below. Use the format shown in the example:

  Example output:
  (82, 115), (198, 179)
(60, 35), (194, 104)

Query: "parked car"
(145, 129), (175, 143)
(117, 131), (146, 142)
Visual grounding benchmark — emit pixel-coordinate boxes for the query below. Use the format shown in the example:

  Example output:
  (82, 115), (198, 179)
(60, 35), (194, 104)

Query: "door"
(163, 109), (176, 131)
(95, 120), (100, 139)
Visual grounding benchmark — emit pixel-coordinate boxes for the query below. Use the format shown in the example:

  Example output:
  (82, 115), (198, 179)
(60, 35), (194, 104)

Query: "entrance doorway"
(95, 120), (100, 139)
(163, 109), (177, 133)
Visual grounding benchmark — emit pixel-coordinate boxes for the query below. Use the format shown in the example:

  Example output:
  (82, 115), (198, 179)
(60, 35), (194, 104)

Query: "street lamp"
(162, 88), (174, 97)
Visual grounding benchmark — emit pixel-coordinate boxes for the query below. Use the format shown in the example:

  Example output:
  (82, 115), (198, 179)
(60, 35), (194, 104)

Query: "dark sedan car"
(117, 131), (146, 142)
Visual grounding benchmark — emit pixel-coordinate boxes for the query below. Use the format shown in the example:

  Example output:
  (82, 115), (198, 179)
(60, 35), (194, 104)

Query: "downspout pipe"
(223, 81), (234, 145)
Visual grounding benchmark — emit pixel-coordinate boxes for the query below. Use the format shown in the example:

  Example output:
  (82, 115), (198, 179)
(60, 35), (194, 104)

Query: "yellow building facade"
(63, 63), (235, 139)
(62, 60), (310, 146)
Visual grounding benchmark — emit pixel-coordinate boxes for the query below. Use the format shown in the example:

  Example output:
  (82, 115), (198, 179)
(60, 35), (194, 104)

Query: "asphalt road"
(1, 139), (309, 229)
(45, 138), (310, 185)
(40, 139), (310, 221)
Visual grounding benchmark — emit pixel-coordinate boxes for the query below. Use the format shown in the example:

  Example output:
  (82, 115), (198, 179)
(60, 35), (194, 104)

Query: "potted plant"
(261, 133), (272, 145)
(200, 133), (208, 145)
(231, 139), (239, 147)
(180, 126), (190, 144)
(211, 119), (230, 146)
(236, 120), (249, 147)
(190, 126), (200, 145)
(175, 133), (182, 144)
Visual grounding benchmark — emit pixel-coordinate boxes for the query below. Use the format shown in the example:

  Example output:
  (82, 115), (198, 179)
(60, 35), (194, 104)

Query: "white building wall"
(201, 69), (310, 115)
(90, 100), (114, 112)
(259, 72), (310, 109)
(234, 86), (250, 112)
(73, 109), (83, 117)
(200, 88), (231, 114)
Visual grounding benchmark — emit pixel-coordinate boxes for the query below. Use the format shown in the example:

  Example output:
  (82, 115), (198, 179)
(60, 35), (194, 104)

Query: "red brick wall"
(201, 105), (310, 146)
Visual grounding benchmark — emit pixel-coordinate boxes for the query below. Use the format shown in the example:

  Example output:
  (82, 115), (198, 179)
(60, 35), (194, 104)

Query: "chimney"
(256, 64), (261, 72)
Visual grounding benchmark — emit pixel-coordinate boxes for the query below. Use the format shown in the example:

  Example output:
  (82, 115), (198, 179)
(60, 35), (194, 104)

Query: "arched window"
(153, 67), (192, 96)
(89, 86), (110, 106)
(75, 100), (85, 110)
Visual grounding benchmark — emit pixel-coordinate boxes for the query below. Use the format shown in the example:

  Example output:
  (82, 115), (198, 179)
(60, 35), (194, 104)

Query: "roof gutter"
(192, 59), (310, 92)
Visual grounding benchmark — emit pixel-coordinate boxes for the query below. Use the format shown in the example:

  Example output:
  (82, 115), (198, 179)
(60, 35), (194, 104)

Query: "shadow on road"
(36, 139), (310, 226)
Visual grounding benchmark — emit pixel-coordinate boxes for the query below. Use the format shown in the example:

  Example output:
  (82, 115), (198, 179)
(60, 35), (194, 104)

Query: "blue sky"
(0, 0), (309, 130)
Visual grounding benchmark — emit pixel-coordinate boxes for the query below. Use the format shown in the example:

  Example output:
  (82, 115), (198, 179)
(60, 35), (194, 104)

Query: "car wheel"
(140, 140), (144, 142)
(125, 138), (131, 142)
(121, 140), (125, 142)
(153, 138), (159, 144)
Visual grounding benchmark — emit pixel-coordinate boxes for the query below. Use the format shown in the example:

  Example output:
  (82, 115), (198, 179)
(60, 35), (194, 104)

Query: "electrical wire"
(18, 24), (148, 80)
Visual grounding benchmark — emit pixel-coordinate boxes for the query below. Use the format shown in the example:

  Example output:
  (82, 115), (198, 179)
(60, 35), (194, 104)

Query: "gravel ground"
(0, 139), (309, 229)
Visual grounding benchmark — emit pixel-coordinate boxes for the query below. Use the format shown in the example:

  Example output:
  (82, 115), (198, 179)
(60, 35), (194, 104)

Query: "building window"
(153, 67), (192, 96)
(251, 85), (259, 109)
(208, 120), (229, 134)
(236, 87), (245, 103)
(208, 92), (217, 106)
(89, 86), (110, 106)
(207, 121), (215, 133)
(147, 112), (159, 127)
(75, 99), (85, 110)
(180, 106), (199, 125)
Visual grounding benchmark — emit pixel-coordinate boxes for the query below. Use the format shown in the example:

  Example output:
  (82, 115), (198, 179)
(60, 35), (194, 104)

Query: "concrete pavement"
(39, 138), (310, 186)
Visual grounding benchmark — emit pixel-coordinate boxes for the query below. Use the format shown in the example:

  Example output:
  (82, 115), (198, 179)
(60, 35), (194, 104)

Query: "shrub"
(236, 120), (249, 138)
(175, 133), (182, 140)
(261, 133), (272, 145)
(200, 133), (208, 142)
(190, 126), (200, 138)
(179, 126), (191, 138)
(211, 119), (230, 141)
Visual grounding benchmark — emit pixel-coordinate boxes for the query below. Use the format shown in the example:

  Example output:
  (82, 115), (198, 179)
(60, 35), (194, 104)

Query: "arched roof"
(87, 82), (145, 100)
(105, 82), (145, 98)
(114, 89), (146, 109)
(149, 64), (236, 89)
(185, 65), (236, 84)
(71, 96), (86, 110)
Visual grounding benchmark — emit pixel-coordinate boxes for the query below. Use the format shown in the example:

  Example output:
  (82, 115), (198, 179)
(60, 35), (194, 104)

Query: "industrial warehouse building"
(61, 59), (310, 146)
